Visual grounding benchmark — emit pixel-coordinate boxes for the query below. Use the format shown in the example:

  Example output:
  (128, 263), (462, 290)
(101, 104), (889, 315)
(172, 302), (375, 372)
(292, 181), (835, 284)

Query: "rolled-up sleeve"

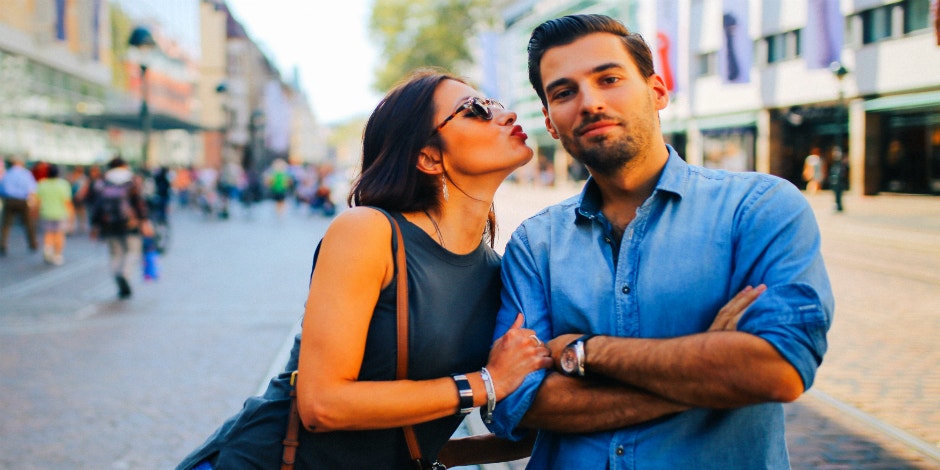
(737, 283), (831, 389)
(486, 227), (553, 440)
(733, 180), (834, 390)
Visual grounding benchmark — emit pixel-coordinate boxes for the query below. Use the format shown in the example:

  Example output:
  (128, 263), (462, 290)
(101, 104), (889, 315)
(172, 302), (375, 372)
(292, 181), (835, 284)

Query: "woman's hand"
(485, 313), (553, 401)
(708, 284), (766, 332)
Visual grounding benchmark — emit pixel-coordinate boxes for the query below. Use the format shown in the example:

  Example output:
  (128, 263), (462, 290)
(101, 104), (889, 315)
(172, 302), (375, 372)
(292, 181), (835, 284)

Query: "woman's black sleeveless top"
(296, 212), (502, 469)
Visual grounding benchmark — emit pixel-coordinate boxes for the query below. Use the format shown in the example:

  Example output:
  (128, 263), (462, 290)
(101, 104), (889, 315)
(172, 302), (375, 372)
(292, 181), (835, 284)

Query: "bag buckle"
(290, 370), (298, 386)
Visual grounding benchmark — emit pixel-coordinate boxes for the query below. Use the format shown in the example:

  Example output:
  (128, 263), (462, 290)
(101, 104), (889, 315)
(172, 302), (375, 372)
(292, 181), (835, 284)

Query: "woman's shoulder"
(323, 207), (396, 246)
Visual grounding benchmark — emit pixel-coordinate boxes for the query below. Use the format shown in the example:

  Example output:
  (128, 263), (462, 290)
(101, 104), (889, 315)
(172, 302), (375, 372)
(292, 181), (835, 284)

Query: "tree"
(369, 0), (494, 92)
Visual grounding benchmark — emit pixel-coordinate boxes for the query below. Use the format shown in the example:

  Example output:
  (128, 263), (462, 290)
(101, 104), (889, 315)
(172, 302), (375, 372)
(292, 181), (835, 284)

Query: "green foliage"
(369, 0), (495, 92)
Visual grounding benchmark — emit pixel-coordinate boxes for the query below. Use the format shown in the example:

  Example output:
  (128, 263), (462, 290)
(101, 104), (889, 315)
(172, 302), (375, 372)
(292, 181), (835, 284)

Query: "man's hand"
(708, 284), (766, 332)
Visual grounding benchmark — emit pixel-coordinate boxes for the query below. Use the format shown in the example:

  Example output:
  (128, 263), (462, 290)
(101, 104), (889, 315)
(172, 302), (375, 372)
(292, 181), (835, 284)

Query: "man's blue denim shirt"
(488, 147), (834, 469)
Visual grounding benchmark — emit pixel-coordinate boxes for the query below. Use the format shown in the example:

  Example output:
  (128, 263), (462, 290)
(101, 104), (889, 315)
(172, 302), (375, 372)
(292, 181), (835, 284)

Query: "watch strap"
(573, 334), (597, 376)
(451, 374), (474, 415)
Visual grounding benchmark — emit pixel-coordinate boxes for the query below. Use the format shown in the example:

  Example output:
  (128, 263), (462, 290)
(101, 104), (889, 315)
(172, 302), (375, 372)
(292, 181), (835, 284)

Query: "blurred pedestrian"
(90, 157), (152, 299)
(829, 146), (848, 212)
(217, 162), (244, 219)
(67, 166), (91, 235)
(173, 166), (194, 208)
(265, 159), (291, 217)
(30, 160), (50, 182)
(0, 156), (39, 256)
(150, 166), (172, 223)
(803, 147), (824, 194)
(35, 164), (73, 265)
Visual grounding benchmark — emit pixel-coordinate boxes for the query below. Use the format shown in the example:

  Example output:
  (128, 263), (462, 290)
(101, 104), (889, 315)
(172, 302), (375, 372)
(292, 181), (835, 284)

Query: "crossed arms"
(522, 285), (806, 433)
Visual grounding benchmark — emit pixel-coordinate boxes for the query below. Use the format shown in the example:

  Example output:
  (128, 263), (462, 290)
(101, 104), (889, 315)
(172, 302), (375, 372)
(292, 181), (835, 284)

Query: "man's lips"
(578, 120), (618, 137)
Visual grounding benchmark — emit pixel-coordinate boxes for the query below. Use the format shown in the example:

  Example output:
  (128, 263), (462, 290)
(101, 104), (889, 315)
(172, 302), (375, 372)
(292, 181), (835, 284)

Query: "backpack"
(92, 181), (139, 234)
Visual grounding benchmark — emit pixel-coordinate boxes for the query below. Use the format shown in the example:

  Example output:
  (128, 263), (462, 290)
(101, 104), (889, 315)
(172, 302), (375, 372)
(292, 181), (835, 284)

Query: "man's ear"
(648, 74), (670, 111)
(416, 148), (443, 175)
(543, 107), (559, 140)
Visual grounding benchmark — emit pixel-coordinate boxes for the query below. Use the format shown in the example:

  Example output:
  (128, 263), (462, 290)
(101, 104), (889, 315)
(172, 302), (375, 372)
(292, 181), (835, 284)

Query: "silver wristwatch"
(560, 334), (596, 377)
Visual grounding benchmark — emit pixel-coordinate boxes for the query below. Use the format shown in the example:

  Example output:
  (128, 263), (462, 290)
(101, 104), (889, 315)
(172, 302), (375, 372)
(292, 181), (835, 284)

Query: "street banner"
(804, 0), (845, 69)
(656, 0), (680, 92)
(720, 0), (751, 84)
(934, 0), (939, 46)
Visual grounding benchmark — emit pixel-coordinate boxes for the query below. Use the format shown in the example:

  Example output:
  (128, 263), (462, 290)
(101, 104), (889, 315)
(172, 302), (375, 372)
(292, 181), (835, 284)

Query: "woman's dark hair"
(348, 68), (497, 246)
(527, 14), (655, 107)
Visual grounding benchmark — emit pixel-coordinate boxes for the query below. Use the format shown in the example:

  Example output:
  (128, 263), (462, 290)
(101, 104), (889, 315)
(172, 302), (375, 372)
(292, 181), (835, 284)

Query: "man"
(487, 15), (833, 468)
(90, 157), (151, 299)
(829, 146), (848, 212)
(0, 157), (39, 255)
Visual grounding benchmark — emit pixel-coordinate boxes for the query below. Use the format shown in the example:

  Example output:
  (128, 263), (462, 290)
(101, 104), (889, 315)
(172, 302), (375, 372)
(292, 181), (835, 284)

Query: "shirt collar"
(575, 144), (688, 222)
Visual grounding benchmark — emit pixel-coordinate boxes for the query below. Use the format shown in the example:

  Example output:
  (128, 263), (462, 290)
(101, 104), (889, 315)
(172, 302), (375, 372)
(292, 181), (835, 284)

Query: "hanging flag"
(720, 0), (751, 84)
(933, 0), (939, 46)
(656, 0), (680, 92)
(804, 0), (845, 69)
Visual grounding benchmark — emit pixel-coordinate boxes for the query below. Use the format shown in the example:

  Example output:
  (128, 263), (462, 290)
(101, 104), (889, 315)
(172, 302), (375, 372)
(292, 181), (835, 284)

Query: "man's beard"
(561, 131), (639, 177)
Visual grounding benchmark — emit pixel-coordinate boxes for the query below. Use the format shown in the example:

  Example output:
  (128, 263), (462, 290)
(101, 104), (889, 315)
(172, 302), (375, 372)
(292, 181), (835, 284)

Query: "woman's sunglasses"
(432, 97), (504, 135)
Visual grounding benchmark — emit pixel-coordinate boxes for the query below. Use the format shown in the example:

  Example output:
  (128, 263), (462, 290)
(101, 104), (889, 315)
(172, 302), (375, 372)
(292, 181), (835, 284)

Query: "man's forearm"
(587, 332), (804, 408)
(519, 372), (688, 433)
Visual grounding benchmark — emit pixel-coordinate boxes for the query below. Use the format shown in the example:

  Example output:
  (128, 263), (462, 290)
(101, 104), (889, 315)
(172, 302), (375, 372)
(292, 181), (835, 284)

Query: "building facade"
(0, 0), (112, 164)
(198, 0), (322, 175)
(496, 0), (940, 196)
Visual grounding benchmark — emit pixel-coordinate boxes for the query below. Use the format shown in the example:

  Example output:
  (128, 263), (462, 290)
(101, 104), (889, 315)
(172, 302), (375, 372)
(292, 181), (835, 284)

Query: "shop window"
(767, 34), (786, 63)
(861, 5), (893, 44)
(766, 30), (801, 64)
(702, 128), (755, 172)
(903, 0), (930, 33)
(696, 52), (717, 77)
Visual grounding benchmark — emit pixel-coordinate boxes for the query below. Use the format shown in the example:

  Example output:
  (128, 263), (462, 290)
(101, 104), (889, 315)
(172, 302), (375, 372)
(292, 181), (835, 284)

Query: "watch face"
(560, 347), (578, 374)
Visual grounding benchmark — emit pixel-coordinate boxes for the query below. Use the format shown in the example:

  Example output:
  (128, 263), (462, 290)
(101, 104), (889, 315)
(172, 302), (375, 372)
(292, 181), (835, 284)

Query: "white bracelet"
(480, 367), (496, 424)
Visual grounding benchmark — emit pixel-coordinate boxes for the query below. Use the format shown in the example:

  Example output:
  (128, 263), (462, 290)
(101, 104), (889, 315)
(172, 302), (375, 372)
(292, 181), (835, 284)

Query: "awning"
(76, 112), (205, 132)
(41, 112), (206, 132)
(864, 90), (940, 112)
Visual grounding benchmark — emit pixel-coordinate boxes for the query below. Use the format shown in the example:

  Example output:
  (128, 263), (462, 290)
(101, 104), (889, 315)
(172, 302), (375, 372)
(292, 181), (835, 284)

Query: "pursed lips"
(511, 125), (528, 140)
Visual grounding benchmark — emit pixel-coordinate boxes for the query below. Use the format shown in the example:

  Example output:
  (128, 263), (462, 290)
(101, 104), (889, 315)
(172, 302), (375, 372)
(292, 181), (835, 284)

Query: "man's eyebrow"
(544, 62), (627, 95)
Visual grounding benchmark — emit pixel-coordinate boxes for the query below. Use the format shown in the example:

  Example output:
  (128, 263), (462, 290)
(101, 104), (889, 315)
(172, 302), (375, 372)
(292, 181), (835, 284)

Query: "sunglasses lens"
(469, 99), (494, 120)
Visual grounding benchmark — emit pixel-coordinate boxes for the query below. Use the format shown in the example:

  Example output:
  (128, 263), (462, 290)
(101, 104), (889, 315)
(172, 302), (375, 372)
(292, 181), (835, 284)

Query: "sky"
(116, 0), (382, 125)
(225, 0), (383, 125)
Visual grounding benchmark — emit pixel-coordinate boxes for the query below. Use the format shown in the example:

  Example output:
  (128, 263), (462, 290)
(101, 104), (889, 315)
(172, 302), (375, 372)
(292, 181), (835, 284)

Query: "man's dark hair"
(527, 14), (656, 106)
(107, 156), (127, 169)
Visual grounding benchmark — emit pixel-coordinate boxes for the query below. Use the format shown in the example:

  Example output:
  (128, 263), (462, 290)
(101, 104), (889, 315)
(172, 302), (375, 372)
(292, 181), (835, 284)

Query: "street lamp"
(829, 61), (849, 152)
(128, 26), (156, 167)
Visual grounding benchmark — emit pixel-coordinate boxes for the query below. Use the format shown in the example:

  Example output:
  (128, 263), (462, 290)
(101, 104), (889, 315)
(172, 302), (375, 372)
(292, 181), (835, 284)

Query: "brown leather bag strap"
(388, 216), (425, 463)
(281, 210), (424, 469)
(281, 371), (301, 470)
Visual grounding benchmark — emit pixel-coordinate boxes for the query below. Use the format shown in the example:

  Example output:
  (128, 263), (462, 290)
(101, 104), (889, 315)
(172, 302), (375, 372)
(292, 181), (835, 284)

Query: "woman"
(178, 69), (550, 469)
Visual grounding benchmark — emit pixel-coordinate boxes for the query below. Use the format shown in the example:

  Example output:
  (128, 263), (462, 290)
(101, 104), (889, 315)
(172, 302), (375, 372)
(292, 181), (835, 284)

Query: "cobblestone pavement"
(1, 186), (938, 469)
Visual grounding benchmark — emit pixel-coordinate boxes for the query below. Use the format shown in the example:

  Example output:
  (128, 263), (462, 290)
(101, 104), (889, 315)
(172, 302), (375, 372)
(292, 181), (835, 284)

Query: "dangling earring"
(441, 174), (449, 201)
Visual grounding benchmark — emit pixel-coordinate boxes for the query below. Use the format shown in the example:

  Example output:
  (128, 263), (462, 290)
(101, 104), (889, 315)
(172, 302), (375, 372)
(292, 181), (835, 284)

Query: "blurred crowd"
(0, 155), (342, 267)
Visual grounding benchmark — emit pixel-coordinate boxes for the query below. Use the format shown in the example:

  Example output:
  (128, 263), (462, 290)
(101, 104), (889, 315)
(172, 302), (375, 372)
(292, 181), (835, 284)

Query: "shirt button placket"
(621, 285), (630, 294)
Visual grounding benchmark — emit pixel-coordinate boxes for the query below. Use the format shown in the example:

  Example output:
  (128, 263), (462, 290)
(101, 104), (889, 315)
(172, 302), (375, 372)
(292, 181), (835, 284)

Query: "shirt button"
(621, 285), (630, 294)
(616, 446), (625, 456)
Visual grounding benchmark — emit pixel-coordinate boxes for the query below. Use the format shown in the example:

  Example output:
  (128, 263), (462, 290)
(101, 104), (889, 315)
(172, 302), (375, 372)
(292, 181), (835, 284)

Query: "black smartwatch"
(560, 334), (597, 377)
